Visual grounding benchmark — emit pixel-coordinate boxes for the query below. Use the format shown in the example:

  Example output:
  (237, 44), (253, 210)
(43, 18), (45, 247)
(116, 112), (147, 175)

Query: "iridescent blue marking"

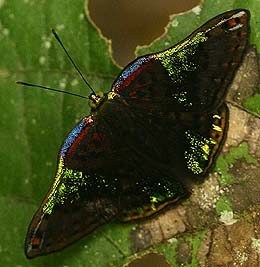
(60, 119), (87, 157)
(113, 56), (151, 88)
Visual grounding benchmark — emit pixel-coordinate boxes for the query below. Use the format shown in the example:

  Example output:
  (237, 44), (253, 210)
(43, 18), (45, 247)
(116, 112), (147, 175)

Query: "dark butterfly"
(25, 9), (250, 258)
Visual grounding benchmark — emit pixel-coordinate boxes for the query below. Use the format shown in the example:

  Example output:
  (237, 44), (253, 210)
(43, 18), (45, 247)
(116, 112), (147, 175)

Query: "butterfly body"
(25, 9), (250, 258)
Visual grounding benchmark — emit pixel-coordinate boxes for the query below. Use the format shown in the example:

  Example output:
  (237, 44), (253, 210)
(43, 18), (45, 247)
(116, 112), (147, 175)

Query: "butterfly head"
(88, 91), (107, 110)
(88, 91), (119, 111)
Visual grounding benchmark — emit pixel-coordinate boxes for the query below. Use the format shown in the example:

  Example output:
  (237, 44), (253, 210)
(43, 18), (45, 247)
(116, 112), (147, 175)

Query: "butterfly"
(25, 9), (250, 258)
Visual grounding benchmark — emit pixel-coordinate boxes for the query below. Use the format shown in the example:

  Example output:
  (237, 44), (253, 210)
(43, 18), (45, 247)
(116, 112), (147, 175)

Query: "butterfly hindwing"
(25, 113), (186, 258)
(26, 102), (228, 258)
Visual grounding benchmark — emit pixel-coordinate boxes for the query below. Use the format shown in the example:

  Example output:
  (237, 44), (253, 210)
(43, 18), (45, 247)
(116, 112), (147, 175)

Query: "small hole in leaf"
(125, 253), (171, 267)
(88, 0), (200, 66)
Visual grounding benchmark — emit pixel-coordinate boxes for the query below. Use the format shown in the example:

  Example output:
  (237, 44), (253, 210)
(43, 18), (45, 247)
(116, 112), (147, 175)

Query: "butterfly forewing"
(112, 10), (249, 112)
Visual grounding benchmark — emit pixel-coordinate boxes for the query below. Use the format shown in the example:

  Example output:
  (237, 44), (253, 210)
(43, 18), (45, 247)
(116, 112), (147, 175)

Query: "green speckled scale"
(25, 9), (250, 258)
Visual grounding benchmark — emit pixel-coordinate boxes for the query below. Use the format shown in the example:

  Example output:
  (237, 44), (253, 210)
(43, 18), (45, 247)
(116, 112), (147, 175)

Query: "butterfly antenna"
(16, 81), (88, 99)
(51, 28), (96, 95)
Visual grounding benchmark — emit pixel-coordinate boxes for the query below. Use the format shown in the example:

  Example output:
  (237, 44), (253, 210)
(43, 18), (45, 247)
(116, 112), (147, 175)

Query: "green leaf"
(1, 0), (259, 266)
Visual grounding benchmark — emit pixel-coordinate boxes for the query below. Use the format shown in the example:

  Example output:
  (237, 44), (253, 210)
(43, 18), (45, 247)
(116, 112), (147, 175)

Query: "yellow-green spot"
(212, 124), (222, 132)
(43, 166), (120, 215)
(201, 144), (210, 157)
(172, 91), (193, 107)
(184, 131), (216, 174)
(213, 114), (221, 119)
(154, 32), (208, 83)
(43, 166), (84, 214)
(150, 195), (159, 210)
(43, 197), (55, 215)
(150, 196), (159, 203)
